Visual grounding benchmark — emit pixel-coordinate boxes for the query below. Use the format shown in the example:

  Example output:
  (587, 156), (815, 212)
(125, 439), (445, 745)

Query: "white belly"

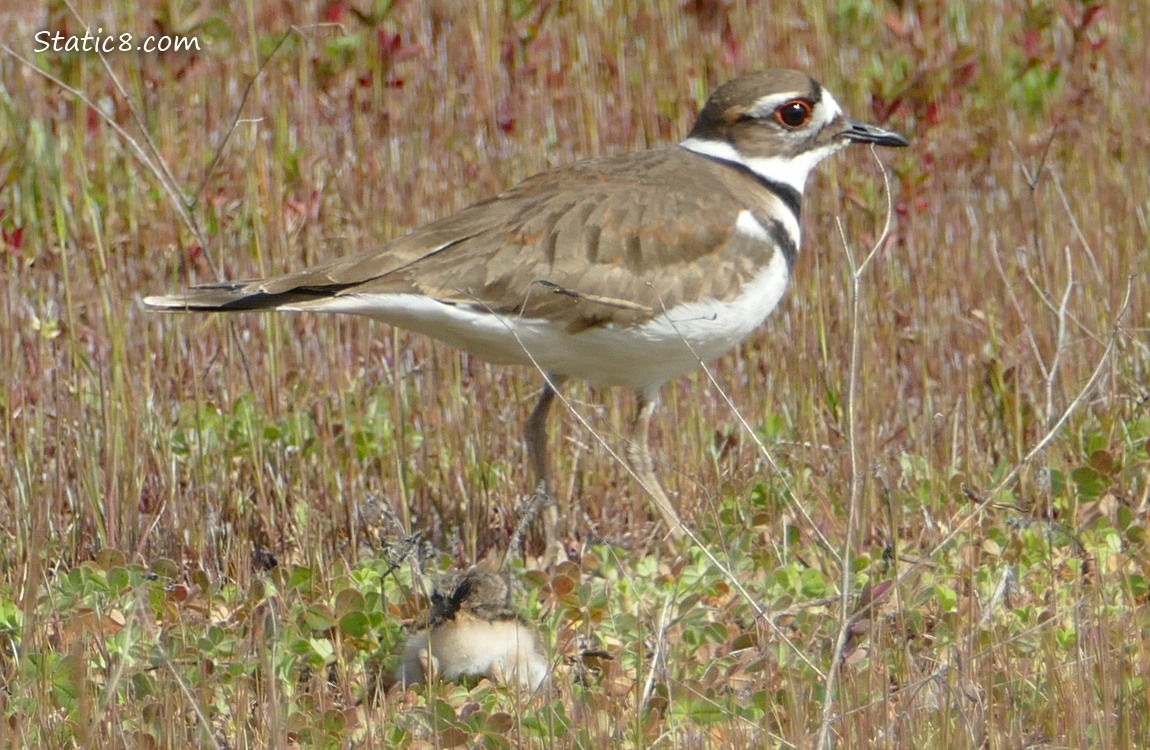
(286, 249), (789, 392)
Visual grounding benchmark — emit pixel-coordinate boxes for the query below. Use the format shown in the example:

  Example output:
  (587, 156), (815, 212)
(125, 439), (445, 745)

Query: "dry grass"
(2, 0), (1148, 747)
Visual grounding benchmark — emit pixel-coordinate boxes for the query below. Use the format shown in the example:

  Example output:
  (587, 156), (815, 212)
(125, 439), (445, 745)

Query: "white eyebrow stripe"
(813, 91), (843, 128)
(745, 91), (806, 118)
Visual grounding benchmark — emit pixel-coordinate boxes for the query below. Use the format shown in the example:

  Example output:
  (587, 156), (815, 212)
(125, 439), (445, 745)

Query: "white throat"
(678, 137), (846, 194)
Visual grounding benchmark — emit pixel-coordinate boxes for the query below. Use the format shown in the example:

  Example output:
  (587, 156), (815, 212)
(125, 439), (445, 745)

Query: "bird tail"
(143, 283), (329, 312)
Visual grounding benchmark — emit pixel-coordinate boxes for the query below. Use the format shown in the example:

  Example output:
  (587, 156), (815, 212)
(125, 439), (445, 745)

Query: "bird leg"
(523, 376), (568, 564)
(625, 391), (686, 541)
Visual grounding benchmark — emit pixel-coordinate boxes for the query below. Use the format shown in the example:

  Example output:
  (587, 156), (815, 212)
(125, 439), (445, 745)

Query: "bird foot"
(510, 482), (568, 568)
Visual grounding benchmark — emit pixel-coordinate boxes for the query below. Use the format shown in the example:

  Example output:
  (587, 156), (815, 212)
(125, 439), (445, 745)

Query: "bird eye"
(775, 100), (813, 128)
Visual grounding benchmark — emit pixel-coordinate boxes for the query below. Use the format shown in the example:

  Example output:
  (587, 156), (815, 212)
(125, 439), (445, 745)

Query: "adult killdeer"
(145, 69), (908, 555)
(395, 568), (549, 690)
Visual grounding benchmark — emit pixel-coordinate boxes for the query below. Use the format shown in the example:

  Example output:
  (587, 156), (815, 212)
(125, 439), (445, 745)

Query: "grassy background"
(2, 0), (1148, 747)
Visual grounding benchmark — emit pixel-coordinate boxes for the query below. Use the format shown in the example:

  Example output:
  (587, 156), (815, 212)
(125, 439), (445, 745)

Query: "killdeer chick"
(145, 70), (908, 556)
(395, 569), (549, 691)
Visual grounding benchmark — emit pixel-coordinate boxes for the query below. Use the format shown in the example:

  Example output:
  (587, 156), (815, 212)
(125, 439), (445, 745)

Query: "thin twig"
(62, 0), (203, 249)
(1049, 170), (1104, 284)
(190, 28), (323, 210)
(687, 349), (837, 559)
(1046, 244), (1075, 425)
(0, 41), (207, 266)
(990, 235), (1051, 382)
(814, 145), (896, 750)
(639, 593), (674, 712)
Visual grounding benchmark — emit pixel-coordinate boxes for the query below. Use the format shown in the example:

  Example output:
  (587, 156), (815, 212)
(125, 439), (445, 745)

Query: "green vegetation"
(2, 1), (1147, 747)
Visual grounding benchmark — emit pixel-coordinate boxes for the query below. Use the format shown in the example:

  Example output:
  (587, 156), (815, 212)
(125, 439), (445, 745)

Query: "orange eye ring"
(775, 99), (813, 128)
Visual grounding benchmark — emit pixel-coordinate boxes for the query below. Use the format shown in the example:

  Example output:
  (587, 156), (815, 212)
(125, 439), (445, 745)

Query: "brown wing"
(151, 148), (775, 330)
(394, 151), (756, 330)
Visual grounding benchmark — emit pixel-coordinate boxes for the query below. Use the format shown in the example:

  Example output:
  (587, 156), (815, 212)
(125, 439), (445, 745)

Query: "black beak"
(841, 119), (909, 148)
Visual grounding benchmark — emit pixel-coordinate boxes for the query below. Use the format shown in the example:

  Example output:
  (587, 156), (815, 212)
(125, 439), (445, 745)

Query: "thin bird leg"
(526, 379), (560, 490)
(524, 376), (567, 562)
(625, 391), (686, 541)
